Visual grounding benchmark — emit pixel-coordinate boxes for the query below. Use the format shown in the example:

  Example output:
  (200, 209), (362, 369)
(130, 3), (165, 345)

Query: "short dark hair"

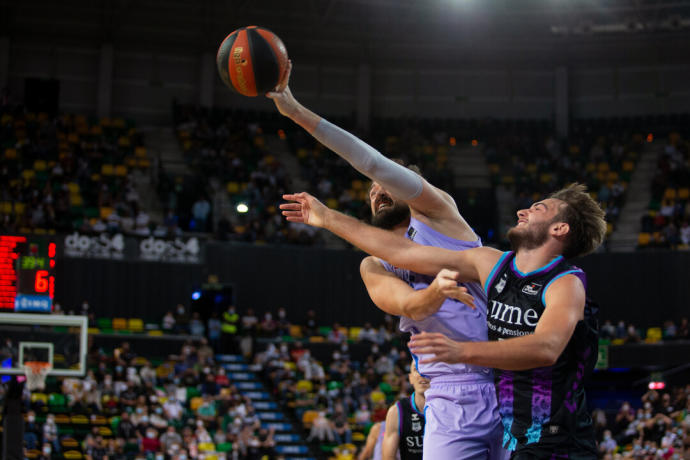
(549, 183), (607, 259)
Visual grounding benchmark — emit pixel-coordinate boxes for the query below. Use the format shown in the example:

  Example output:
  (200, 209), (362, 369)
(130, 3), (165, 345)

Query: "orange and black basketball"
(216, 26), (288, 97)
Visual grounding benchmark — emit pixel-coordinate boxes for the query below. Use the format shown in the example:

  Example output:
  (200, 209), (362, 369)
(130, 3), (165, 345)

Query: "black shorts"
(510, 444), (597, 460)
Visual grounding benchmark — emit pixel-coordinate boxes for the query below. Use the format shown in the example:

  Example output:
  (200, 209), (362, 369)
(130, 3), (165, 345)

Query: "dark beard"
(507, 221), (550, 251)
(371, 204), (411, 230)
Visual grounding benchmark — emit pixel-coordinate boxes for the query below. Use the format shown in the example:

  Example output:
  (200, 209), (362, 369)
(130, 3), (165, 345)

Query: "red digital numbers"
(35, 270), (49, 293)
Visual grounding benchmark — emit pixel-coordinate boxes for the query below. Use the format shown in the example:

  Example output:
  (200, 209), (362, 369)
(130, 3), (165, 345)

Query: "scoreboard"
(0, 235), (56, 312)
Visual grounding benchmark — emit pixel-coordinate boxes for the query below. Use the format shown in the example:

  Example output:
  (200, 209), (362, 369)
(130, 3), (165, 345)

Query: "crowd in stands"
(593, 386), (690, 458)
(0, 104), (167, 237)
(639, 131), (690, 249)
(600, 318), (690, 344)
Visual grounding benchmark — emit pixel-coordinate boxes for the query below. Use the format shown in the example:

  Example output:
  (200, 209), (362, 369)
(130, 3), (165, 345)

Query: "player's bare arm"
(409, 274), (586, 370)
(381, 404), (401, 460)
(357, 421), (381, 460)
(360, 257), (475, 321)
(280, 192), (501, 281)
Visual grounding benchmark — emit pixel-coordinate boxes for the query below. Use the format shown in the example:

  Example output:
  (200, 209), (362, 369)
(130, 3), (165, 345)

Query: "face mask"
(43, 447), (51, 455)
(156, 456), (164, 460)
(115, 366), (123, 373)
(147, 432), (156, 438)
(179, 455), (187, 460)
(280, 345), (287, 353)
(278, 310), (285, 318)
(155, 407), (163, 414)
(136, 408), (144, 414)
(140, 416), (149, 423)
(28, 415), (35, 422)
(196, 420), (204, 427)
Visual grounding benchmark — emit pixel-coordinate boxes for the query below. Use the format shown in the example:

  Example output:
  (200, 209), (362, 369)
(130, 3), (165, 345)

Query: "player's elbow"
(539, 337), (565, 366)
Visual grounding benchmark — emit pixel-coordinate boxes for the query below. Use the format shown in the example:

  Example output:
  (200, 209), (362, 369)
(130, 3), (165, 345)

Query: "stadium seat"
(296, 380), (313, 392)
(186, 387), (201, 400)
(112, 318), (127, 330)
(216, 442), (233, 452)
(134, 146), (147, 157)
(301, 410), (319, 427)
(198, 442), (215, 452)
(61, 438), (79, 449)
(48, 393), (66, 408)
(349, 327), (362, 341)
(101, 164), (115, 176)
(98, 426), (113, 436)
(645, 327), (662, 343)
(190, 396), (204, 411)
(289, 324), (303, 338)
(127, 318), (144, 332)
(63, 450), (83, 459)
(71, 414), (89, 424)
(25, 449), (41, 459)
(678, 188), (689, 200)
(638, 233), (651, 247)
(31, 393), (48, 405)
(370, 390), (386, 404)
(352, 432), (366, 442)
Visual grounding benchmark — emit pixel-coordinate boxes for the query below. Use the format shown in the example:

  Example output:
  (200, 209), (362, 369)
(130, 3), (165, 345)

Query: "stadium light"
(191, 290), (201, 300)
(236, 203), (249, 213)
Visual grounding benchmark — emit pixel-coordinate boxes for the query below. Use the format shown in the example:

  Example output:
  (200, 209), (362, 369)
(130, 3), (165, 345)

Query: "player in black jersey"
(281, 183), (607, 459)
(382, 361), (429, 460)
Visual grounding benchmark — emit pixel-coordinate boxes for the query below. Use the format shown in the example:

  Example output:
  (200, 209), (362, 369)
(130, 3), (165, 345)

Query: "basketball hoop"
(23, 361), (51, 391)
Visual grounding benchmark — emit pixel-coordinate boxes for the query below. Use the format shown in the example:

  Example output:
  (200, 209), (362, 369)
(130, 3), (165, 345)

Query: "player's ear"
(550, 221), (569, 237)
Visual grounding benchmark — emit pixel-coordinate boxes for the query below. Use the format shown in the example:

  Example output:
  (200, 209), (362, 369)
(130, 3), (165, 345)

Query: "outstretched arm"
(409, 274), (586, 370)
(267, 62), (459, 219)
(360, 257), (475, 321)
(280, 192), (500, 283)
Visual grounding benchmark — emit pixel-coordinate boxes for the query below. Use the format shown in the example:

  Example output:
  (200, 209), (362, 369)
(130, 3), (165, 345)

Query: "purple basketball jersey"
(381, 217), (491, 380)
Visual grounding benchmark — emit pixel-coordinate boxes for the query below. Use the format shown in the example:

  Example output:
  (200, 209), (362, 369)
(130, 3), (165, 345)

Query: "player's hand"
(408, 332), (466, 364)
(266, 60), (297, 118)
(280, 192), (329, 228)
(432, 269), (475, 308)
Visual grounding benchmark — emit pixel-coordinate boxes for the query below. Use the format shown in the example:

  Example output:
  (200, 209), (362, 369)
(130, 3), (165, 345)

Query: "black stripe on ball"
(217, 32), (238, 91)
(246, 28), (279, 93)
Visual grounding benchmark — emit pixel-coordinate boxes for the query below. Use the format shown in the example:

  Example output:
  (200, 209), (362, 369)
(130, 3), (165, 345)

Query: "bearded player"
(280, 183), (604, 458)
(269, 62), (505, 459)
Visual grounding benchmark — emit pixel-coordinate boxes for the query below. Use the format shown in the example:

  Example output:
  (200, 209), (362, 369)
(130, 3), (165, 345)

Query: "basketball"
(216, 26), (289, 97)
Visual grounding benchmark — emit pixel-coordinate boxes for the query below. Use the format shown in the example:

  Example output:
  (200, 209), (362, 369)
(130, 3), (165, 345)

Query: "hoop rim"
(23, 361), (52, 372)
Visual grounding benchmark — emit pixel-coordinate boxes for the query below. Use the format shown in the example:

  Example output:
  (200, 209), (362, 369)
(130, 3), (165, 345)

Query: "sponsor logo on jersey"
(489, 300), (539, 327)
(495, 274), (507, 294)
(521, 282), (542, 296)
(407, 226), (418, 240)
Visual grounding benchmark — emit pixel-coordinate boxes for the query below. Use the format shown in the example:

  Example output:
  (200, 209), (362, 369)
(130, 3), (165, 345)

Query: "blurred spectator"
(189, 312), (205, 336)
(174, 304), (190, 333)
(162, 310), (176, 331)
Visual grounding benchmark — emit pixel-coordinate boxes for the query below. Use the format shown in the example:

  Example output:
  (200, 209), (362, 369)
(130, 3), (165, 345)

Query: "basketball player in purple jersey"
(358, 422), (385, 460)
(269, 63), (505, 459)
(280, 184), (605, 459)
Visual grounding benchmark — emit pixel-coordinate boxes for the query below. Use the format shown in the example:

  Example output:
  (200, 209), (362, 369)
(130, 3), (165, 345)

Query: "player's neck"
(514, 242), (562, 274)
(413, 391), (425, 413)
(391, 219), (411, 235)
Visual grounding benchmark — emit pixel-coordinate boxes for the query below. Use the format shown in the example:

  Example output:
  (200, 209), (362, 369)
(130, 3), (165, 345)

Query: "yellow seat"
(70, 194), (83, 207)
(198, 442), (215, 452)
(22, 169), (36, 180)
(349, 327), (362, 341)
(112, 118), (126, 129)
(227, 182), (240, 194)
(127, 318), (144, 332)
(67, 133), (80, 143)
(678, 188), (690, 200)
(125, 157), (137, 167)
(289, 324), (303, 338)
(25, 449), (41, 459)
(283, 361), (297, 371)
(71, 414), (89, 424)
(101, 164), (114, 176)
(0, 201), (11, 213)
(137, 158), (150, 168)
(67, 182), (80, 193)
(55, 414), (70, 424)
(118, 136), (131, 147)
(31, 393), (48, 405)
(100, 207), (114, 219)
(623, 160), (635, 172)
(115, 165), (127, 176)
(296, 379), (313, 392)
(112, 317), (127, 330)
(638, 233), (651, 246)
(88, 327), (100, 335)
(134, 146), (147, 158)
(33, 160), (47, 171)
(98, 426), (112, 436)
(646, 327), (662, 343)
(663, 188), (677, 200)
(309, 335), (325, 343)
(148, 330), (163, 336)
(61, 437), (79, 448)
(92, 415), (107, 425)
(370, 390), (385, 404)
(190, 396), (204, 411)
(326, 198), (339, 209)
(302, 410), (319, 427)
(4, 148), (17, 159)
(352, 432), (366, 442)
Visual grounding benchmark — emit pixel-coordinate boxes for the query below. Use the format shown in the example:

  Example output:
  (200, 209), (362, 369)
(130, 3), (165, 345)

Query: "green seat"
(110, 416), (120, 431)
(58, 426), (74, 435)
(318, 326), (332, 336)
(97, 318), (112, 329)
(49, 393), (66, 407)
(379, 382), (393, 394)
(186, 387), (201, 400)
(53, 326), (68, 333)
(216, 442), (233, 453)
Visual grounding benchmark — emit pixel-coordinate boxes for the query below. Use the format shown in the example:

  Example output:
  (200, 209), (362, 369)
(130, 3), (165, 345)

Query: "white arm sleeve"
(312, 119), (423, 200)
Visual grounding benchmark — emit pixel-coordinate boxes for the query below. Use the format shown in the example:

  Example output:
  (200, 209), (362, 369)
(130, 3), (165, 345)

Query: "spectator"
(191, 196), (211, 232)
(599, 429), (617, 455)
(207, 312), (222, 352)
(221, 305), (239, 353)
(306, 410), (335, 443)
(24, 410), (41, 450)
(142, 428), (161, 453)
(174, 304), (190, 333)
(328, 323), (346, 344)
(162, 311), (176, 332)
(189, 312), (205, 336)
(159, 425), (183, 453)
(42, 413), (59, 452)
(260, 312), (277, 337)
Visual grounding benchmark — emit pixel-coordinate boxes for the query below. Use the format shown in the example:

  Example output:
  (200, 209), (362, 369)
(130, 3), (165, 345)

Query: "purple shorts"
(423, 375), (508, 460)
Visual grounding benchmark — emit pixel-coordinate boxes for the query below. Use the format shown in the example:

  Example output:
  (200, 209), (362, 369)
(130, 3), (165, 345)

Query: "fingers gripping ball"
(216, 26), (289, 97)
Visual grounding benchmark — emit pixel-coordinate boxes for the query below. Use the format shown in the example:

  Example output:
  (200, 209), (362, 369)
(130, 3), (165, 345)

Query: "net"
(23, 361), (51, 391)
